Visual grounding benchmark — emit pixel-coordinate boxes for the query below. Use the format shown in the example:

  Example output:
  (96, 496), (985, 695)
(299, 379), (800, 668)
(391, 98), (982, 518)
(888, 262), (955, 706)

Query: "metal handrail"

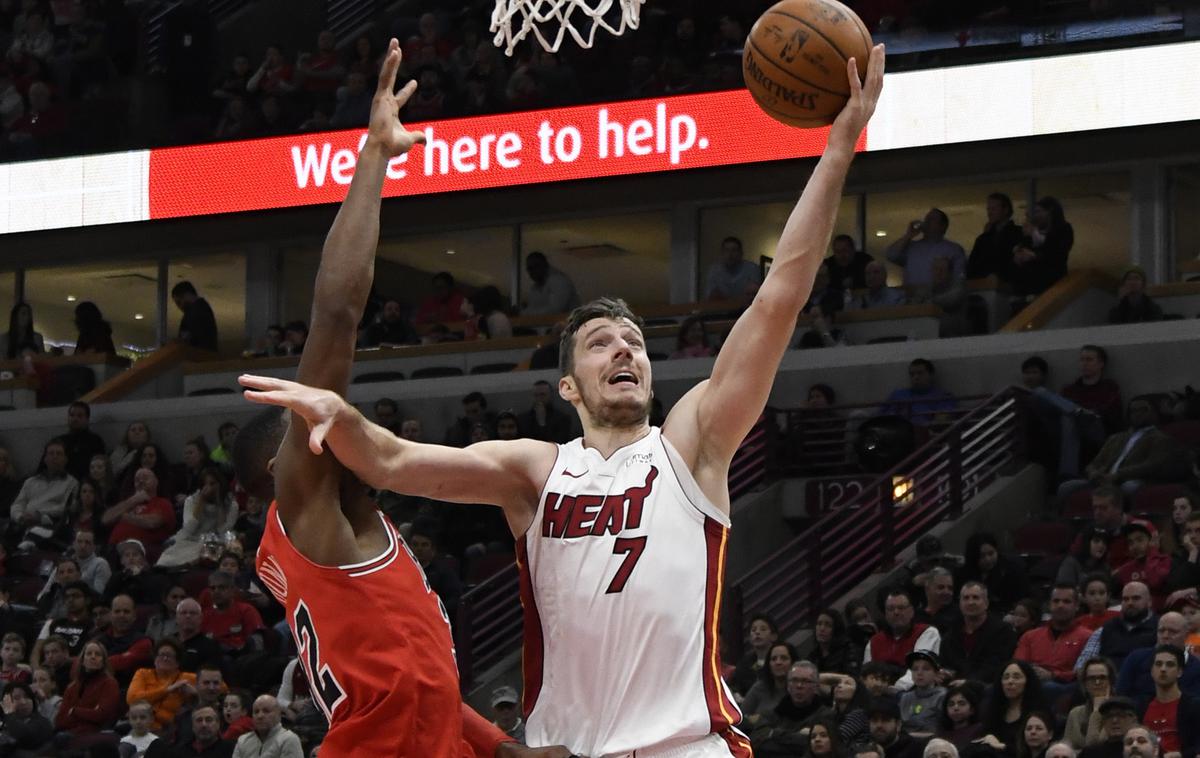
(732, 386), (1029, 636)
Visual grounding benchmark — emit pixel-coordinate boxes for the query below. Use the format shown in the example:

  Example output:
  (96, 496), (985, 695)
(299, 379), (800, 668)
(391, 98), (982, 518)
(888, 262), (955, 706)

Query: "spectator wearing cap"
(201, 571), (264, 657)
(103, 467), (178, 554)
(1078, 583), (1159, 676)
(102, 539), (170, 606)
(939, 580), (1018, 684)
(868, 696), (929, 758)
(30, 581), (93, 664)
(1117, 613), (1200, 703)
(865, 588), (941, 692)
(491, 685), (524, 743)
(1136, 645), (1200, 757)
(1015, 583), (1091, 700)
(1108, 268), (1163, 325)
(900, 650), (946, 736)
(750, 661), (833, 756)
(1080, 697), (1140, 758)
(1058, 398), (1184, 501)
(1114, 522), (1171, 608)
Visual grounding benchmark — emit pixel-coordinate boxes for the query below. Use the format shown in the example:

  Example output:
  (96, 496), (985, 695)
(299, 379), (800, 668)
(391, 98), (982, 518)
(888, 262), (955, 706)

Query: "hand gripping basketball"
(367, 38), (426, 158)
(239, 374), (344, 455)
(829, 43), (885, 148)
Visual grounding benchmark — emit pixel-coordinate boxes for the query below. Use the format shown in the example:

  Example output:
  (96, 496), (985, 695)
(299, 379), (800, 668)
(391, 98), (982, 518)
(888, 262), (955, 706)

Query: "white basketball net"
(491, 0), (646, 56)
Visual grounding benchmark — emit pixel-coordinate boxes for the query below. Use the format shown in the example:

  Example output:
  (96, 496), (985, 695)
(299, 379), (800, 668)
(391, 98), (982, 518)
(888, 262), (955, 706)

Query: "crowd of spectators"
(0, 385), (583, 755)
(0, 0), (1181, 158)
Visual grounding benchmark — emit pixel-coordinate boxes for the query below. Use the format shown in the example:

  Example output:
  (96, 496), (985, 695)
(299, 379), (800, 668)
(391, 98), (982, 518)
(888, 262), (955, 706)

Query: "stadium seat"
(1013, 521), (1074, 557)
(9, 577), (42, 607)
(1064, 487), (1094, 518)
(469, 363), (517, 375)
(181, 568), (211, 598)
(411, 366), (464, 379)
(353, 371), (406, 384)
(1133, 483), (1186, 515)
(1164, 420), (1200, 448)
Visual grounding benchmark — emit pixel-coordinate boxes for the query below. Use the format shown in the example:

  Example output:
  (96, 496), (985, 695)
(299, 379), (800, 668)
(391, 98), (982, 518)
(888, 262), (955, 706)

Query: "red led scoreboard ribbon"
(147, 89), (866, 220)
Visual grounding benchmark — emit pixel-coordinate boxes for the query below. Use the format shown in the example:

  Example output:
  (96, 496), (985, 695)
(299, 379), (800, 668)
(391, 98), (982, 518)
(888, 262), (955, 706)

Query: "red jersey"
(256, 503), (468, 756)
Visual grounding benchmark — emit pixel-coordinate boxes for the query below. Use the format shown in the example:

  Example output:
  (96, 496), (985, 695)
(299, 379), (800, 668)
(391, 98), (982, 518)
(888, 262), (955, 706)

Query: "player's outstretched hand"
(239, 374), (345, 455)
(496, 744), (581, 758)
(829, 42), (885, 149)
(368, 37), (426, 157)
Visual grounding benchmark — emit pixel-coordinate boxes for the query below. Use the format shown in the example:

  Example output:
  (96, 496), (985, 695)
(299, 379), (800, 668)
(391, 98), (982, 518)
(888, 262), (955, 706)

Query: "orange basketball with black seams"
(743, 0), (873, 128)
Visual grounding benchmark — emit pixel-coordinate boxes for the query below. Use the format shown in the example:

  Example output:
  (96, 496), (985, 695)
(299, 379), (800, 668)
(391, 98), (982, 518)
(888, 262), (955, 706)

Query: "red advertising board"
(147, 89), (865, 219)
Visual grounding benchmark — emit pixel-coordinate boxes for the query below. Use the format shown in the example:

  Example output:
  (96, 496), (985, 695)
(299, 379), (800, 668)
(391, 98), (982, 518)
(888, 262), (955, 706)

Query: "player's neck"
(580, 423), (652, 459)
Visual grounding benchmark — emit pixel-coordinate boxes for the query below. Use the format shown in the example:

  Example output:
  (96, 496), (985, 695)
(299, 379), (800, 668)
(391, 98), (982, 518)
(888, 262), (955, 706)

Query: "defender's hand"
(367, 38), (426, 157)
(239, 374), (346, 455)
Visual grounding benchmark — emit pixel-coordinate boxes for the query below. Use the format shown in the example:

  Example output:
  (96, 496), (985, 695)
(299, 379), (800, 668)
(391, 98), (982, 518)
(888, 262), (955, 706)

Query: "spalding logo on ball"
(743, 0), (873, 128)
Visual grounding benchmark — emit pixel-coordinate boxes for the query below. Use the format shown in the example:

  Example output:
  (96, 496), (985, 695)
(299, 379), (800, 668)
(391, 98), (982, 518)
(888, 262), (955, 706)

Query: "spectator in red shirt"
(1078, 574), (1121, 632)
(201, 572), (263, 656)
(222, 690), (254, 742)
(1014, 583), (1091, 702)
(103, 467), (177, 553)
(55, 639), (121, 737)
(413, 272), (466, 326)
(0, 633), (30, 685)
(295, 30), (344, 95)
(1139, 645), (1200, 757)
(1117, 523), (1173, 609)
(246, 45), (294, 97)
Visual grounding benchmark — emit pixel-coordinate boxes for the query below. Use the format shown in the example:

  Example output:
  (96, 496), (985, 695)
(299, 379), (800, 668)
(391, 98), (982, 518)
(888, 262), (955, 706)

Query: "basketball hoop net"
(491, 0), (646, 56)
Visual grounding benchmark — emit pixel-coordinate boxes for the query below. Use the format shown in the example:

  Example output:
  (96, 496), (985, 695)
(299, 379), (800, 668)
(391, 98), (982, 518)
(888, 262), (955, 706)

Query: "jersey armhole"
(515, 443), (563, 542)
(659, 432), (731, 528)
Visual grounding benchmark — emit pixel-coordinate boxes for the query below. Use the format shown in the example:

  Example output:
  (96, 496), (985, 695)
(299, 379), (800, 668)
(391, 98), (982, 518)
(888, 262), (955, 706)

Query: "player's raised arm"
(667, 46), (885, 469)
(289, 38), (423, 398)
(240, 375), (550, 513)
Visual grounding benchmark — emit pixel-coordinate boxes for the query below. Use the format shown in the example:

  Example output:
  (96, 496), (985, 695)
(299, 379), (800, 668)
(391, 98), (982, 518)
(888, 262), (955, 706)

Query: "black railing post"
(947, 426), (964, 519)
(878, 480), (895, 570)
(808, 543), (823, 625)
(455, 596), (475, 693)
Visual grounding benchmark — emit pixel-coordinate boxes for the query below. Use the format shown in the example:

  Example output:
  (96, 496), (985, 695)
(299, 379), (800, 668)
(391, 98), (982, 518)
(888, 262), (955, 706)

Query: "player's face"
(563, 318), (652, 430)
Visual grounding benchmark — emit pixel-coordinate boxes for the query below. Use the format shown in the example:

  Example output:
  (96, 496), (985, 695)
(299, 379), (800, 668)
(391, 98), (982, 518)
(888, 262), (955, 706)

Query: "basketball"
(742, 0), (873, 127)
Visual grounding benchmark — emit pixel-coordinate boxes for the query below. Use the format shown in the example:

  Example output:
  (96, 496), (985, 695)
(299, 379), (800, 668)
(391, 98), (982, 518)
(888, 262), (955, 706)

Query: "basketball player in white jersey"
(240, 46), (885, 758)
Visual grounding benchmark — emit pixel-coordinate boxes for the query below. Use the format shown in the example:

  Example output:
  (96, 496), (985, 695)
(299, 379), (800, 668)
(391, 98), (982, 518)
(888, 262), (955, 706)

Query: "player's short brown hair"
(558, 297), (644, 376)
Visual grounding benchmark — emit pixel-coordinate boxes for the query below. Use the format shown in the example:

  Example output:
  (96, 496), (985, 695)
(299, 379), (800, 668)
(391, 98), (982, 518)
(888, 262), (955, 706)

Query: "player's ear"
(558, 375), (576, 403)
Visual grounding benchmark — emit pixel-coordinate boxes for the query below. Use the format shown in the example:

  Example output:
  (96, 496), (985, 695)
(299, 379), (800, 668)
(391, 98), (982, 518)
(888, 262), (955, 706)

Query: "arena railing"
(454, 412), (772, 689)
(729, 385), (1031, 637)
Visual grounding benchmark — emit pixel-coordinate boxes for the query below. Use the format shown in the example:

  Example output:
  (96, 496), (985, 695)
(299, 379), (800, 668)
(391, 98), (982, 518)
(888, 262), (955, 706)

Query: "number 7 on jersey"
(606, 536), (647, 594)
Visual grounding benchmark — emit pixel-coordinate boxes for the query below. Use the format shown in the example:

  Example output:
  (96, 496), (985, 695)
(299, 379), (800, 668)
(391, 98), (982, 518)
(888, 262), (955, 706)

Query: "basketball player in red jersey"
(241, 46), (885, 758)
(233, 39), (571, 758)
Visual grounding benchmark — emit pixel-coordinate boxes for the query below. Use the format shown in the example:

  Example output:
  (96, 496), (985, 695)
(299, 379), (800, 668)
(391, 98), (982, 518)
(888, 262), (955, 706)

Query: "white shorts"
(620, 730), (753, 758)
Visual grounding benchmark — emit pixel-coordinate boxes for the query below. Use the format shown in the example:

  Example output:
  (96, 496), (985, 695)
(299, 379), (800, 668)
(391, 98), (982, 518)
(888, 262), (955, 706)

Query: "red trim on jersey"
(718, 727), (755, 758)
(516, 537), (545, 719)
(702, 517), (742, 732)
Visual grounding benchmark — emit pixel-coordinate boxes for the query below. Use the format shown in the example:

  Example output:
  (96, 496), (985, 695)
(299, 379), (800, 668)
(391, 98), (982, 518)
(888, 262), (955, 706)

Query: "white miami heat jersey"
(518, 427), (751, 758)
